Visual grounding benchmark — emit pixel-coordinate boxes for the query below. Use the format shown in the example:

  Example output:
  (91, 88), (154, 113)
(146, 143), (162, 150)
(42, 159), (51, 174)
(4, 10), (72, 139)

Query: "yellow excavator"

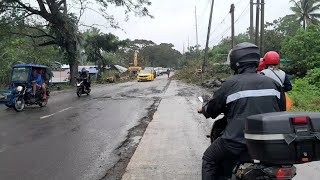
(128, 50), (142, 77)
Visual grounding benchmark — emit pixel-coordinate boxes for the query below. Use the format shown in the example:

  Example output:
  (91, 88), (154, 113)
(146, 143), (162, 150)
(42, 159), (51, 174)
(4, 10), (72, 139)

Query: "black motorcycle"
(12, 84), (49, 112)
(76, 78), (91, 97)
(198, 96), (320, 180)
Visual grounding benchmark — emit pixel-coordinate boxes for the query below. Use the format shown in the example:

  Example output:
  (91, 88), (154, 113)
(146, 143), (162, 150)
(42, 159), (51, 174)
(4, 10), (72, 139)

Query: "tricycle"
(0, 64), (50, 112)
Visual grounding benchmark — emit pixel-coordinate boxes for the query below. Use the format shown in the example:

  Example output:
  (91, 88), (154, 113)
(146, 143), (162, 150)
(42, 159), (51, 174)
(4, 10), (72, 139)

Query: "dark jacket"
(80, 72), (89, 80)
(203, 67), (286, 148)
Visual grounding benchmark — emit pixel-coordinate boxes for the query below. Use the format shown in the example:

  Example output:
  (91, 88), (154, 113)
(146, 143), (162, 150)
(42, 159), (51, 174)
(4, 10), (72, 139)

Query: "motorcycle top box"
(245, 112), (320, 165)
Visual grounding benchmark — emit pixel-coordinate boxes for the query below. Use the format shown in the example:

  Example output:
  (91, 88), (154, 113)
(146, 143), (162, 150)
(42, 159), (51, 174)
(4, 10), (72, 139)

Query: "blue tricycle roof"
(13, 64), (48, 68)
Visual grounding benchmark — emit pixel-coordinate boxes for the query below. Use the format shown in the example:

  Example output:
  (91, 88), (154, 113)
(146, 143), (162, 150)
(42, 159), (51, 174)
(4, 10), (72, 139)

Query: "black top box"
(245, 112), (320, 165)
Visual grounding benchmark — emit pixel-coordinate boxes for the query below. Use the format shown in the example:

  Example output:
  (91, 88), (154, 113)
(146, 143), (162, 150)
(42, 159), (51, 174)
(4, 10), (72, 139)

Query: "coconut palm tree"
(290, 0), (320, 29)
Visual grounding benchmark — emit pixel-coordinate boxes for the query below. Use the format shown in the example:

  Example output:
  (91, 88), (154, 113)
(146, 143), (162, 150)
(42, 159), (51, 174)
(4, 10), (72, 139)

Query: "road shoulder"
(122, 80), (210, 180)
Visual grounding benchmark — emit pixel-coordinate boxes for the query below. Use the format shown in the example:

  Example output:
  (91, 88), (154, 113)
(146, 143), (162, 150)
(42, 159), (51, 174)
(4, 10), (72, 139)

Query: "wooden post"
(202, 0), (215, 83)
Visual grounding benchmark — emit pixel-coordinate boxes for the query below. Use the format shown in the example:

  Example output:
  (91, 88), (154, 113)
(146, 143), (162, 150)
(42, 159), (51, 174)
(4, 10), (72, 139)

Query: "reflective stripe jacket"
(203, 67), (286, 145)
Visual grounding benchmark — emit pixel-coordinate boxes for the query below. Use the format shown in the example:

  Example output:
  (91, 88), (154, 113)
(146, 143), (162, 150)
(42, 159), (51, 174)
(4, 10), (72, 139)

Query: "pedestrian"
(167, 68), (170, 79)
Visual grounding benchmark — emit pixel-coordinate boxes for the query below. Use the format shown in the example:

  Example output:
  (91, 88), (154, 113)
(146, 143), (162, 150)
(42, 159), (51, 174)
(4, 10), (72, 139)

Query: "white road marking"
(40, 107), (74, 119)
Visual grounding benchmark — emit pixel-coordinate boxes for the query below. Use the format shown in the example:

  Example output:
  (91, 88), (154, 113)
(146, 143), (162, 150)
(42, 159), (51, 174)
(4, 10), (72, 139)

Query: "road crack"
(99, 79), (172, 180)
(100, 97), (161, 180)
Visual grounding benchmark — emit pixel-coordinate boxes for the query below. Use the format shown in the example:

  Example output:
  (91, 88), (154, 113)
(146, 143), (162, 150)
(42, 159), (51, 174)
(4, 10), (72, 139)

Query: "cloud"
(80, 0), (293, 52)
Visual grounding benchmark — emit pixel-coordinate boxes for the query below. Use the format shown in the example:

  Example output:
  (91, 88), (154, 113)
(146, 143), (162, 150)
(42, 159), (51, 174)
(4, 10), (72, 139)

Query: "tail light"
(276, 167), (296, 179)
(292, 117), (308, 125)
(263, 166), (296, 179)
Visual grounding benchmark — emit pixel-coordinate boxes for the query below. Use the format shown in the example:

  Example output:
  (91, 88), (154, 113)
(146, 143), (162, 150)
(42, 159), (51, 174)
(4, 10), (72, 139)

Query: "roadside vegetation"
(0, 1), (181, 89)
(175, 0), (320, 112)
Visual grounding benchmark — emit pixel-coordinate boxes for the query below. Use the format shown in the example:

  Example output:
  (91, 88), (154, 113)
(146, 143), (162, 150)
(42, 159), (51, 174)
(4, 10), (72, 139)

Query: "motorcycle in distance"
(0, 64), (50, 112)
(198, 96), (320, 180)
(76, 77), (91, 97)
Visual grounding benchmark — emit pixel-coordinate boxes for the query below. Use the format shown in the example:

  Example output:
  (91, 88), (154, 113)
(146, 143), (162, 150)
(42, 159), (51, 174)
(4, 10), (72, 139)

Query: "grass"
(288, 78), (320, 112)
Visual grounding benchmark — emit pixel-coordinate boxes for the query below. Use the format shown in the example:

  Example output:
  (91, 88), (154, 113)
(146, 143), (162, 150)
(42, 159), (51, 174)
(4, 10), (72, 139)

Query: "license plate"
(142, 78), (146, 80)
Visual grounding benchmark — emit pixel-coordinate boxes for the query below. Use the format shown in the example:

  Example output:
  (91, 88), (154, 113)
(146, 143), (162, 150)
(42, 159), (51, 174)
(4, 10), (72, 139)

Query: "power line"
(207, 12), (230, 44)
(198, 0), (211, 18)
(235, 3), (250, 24)
(211, 12), (230, 34)
(235, 0), (245, 6)
(208, 0), (248, 45)
(211, 3), (250, 46)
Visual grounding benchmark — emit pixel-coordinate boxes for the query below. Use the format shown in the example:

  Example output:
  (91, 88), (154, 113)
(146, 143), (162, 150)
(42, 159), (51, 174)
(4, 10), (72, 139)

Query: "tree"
(83, 28), (125, 79)
(272, 15), (302, 37)
(141, 43), (181, 68)
(0, 22), (63, 85)
(208, 33), (249, 63)
(0, 0), (151, 84)
(282, 25), (320, 77)
(115, 39), (156, 67)
(264, 16), (300, 53)
(290, 0), (320, 29)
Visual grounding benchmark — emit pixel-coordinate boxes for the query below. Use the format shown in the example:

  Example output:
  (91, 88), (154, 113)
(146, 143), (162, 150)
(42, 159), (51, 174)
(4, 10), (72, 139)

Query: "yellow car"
(137, 70), (154, 82)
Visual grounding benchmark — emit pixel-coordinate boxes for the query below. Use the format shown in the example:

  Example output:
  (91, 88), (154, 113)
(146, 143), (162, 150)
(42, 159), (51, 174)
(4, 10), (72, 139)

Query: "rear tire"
(14, 97), (25, 112)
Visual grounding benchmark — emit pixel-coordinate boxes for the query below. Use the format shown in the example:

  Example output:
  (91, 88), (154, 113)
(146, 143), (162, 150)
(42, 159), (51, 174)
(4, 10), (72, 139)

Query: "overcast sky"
(80, 0), (293, 52)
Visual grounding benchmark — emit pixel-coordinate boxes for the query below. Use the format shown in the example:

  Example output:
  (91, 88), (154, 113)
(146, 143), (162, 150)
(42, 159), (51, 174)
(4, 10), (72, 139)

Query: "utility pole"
(260, 0), (265, 56)
(250, 0), (254, 43)
(230, 4), (235, 48)
(188, 36), (190, 52)
(63, 0), (67, 15)
(195, 6), (199, 56)
(255, 0), (260, 46)
(202, 0), (215, 83)
(183, 43), (185, 54)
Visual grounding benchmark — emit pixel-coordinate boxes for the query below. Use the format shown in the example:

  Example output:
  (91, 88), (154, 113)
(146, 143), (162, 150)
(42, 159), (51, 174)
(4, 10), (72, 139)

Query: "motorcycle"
(198, 96), (297, 180)
(0, 64), (50, 112)
(13, 84), (49, 112)
(76, 78), (91, 97)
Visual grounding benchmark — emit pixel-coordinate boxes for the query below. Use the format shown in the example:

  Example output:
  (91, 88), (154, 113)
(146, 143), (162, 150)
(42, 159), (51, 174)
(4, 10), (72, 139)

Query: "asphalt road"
(0, 75), (170, 180)
(1, 74), (320, 180)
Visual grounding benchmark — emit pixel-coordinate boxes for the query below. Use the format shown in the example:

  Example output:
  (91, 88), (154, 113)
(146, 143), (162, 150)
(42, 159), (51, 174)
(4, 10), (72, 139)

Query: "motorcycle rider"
(199, 42), (286, 180)
(31, 69), (43, 97)
(79, 68), (90, 90)
(39, 69), (49, 100)
(257, 58), (265, 74)
(261, 51), (292, 92)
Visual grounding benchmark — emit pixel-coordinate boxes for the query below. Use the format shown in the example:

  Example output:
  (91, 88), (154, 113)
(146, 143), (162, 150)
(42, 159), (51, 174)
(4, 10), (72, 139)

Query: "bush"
(206, 63), (232, 80)
(305, 68), (320, 88)
(281, 25), (320, 77)
(174, 61), (231, 84)
(289, 78), (320, 112)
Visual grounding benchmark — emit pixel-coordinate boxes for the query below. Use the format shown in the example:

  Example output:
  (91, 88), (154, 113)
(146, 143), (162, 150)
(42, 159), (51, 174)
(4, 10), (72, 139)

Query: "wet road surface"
(0, 75), (170, 180)
(1, 74), (320, 180)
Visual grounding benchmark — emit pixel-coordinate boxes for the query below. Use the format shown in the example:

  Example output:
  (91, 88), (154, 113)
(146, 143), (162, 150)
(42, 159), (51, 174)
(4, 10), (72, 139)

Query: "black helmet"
(81, 67), (88, 73)
(228, 42), (260, 71)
